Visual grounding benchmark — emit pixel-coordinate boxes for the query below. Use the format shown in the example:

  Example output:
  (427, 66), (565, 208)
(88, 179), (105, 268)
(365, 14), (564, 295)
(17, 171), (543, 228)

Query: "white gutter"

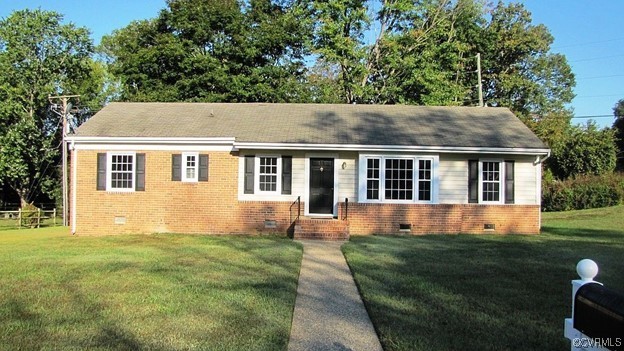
(234, 142), (551, 156)
(66, 136), (236, 144)
(533, 150), (551, 165)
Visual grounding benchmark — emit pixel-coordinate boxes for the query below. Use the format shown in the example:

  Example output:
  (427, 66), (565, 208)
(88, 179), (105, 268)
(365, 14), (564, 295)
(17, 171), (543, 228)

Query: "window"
(258, 156), (278, 192)
(107, 152), (136, 191)
(418, 159), (432, 201)
(182, 152), (198, 182)
(481, 161), (501, 202)
(361, 155), (436, 203)
(385, 158), (413, 200)
(366, 158), (380, 200)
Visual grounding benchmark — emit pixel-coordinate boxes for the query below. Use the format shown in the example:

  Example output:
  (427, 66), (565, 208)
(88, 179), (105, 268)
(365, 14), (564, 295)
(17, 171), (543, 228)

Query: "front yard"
(343, 206), (624, 351)
(0, 228), (302, 350)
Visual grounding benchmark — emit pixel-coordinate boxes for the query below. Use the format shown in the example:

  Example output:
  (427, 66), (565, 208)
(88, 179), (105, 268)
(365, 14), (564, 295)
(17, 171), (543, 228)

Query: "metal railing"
(289, 196), (301, 223)
(343, 198), (349, 220)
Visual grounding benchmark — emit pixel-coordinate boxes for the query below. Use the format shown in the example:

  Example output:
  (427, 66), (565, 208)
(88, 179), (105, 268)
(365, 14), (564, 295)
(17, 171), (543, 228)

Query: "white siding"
(337, 152), (358, 202)
(438, 154), (540, 205)
(438, 154), (468, 204)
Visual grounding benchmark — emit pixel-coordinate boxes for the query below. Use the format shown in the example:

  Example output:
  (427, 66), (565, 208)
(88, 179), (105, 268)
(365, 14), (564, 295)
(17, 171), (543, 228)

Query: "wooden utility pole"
(49, 94), (80, 227)
(476, 53), (484, 107)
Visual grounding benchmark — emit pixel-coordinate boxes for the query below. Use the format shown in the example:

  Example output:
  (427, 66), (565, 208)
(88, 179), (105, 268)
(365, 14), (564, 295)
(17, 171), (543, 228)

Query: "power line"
(571, 114), (613, 119)
(576, 74), (624, 80)
(570, 54), (624, 63)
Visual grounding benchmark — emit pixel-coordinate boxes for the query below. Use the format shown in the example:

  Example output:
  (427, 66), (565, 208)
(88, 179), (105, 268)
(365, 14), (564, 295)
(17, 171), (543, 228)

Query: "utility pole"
(49, 94), (80, 227)
(476, 53), (484, 107)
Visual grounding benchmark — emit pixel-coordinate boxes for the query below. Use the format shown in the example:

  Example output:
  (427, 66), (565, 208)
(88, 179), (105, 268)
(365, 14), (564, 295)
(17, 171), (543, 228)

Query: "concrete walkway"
(288, 240), (383, 351)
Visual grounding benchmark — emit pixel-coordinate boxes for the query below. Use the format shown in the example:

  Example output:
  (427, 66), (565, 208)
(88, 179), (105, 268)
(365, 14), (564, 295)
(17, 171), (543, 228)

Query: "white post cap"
(576, 259), (599, 282)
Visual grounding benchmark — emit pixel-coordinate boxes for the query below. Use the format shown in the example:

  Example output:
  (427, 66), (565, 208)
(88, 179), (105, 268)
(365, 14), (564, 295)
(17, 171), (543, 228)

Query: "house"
(68, 103), (550, 238)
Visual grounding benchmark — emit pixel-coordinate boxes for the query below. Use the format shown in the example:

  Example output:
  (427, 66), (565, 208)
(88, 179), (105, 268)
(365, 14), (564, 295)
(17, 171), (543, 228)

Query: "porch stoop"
(292, 218), (350, 240)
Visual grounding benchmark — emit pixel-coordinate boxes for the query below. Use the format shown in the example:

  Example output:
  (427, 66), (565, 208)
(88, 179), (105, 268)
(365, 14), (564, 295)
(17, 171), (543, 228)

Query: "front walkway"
(288, 240), (383, 351)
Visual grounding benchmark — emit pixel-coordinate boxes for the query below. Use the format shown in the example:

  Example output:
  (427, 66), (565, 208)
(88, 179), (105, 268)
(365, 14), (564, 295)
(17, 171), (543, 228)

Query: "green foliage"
(542, 173), (624, 212)
(0, 9), (99, 204)
(613, 99), (624, 170)
(549, 122), (617, 179)
(20, 202), (40, 227)
(101, 0), (312, 102)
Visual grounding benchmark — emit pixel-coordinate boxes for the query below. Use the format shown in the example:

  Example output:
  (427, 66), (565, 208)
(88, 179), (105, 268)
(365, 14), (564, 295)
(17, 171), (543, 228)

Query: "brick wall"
(72, 150), (296, 235)
(340, 202), (541, 235)
(72, 149), (540, 236)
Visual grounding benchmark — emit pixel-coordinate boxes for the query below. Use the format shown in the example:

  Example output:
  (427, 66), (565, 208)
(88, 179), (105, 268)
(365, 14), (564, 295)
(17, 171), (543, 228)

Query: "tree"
(101, 0), (312, 103)
(0, 9), (95, 206)
(549, 122), (617, 179)
(613, 99), (624, 170)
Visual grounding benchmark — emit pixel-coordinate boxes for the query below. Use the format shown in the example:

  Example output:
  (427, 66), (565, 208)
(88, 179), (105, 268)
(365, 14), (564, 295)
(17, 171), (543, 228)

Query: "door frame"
(304, 153), (338, 217)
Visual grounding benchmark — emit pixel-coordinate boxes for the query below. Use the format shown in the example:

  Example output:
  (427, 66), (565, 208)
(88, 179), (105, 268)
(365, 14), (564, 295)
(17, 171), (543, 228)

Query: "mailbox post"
(564, 259), (624, 351)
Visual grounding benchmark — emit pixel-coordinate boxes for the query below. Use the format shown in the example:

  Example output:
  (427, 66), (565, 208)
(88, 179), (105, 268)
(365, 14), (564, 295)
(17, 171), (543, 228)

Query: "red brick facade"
(339, 202), (540, 235)
(72, 149), (540, 236)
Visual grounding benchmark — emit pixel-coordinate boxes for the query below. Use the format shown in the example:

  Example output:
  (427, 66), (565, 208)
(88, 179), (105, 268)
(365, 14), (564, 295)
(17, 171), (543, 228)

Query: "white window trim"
(255, 155), (282, 194)
(479, 159), (505, 204)
(358, 154), (439, 204)
(181, 152), (199, 183)
(106, 151), (136, 192)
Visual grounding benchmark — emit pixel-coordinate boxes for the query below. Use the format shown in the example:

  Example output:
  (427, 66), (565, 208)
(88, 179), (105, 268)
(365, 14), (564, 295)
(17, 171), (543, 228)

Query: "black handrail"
(344, 198), (348, 220)
(289, 196), (301, 223)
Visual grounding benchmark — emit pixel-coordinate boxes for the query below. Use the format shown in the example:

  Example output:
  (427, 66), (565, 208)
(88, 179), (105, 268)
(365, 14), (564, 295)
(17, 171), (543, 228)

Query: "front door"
(309, 158), (334, 215)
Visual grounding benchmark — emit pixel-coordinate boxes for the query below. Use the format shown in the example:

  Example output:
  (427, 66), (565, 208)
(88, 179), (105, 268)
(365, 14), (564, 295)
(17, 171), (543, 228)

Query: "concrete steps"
(293, 218), (349, 240)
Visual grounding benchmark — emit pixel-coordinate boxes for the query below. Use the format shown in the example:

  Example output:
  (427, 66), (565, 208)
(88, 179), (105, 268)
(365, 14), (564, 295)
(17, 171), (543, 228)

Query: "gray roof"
(75, 102), (548, 150)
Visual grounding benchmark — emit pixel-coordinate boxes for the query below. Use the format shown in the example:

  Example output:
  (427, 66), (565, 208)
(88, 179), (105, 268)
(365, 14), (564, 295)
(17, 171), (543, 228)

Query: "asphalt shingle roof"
(74, 102), (548, 150)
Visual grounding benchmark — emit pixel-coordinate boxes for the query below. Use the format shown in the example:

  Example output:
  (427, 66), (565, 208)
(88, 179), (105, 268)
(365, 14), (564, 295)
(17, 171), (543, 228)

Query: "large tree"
(101, 0), (312, 102)
(0, 9), (96, 206)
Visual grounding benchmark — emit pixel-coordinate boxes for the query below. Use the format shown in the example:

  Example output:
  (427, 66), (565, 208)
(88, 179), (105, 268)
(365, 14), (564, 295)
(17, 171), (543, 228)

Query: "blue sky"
(1, 0), (622, 128)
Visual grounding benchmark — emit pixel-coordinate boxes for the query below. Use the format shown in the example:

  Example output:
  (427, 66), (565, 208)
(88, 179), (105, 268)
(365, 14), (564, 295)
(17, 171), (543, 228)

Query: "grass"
(0, 228), (302, 351)
(342, 206), (624, 351)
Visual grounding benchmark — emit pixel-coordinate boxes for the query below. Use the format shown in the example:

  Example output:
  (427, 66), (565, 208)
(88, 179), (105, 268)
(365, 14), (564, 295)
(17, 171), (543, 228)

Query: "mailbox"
(574, 282), (624, 350)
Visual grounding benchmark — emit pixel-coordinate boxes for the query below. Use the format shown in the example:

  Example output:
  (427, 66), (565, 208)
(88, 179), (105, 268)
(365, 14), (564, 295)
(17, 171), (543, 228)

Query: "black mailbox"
(574, 282), (624, 350)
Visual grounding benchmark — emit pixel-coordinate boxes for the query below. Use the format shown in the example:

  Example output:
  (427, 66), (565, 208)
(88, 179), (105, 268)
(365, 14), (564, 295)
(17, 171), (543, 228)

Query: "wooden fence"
(0, 209), (57, 229)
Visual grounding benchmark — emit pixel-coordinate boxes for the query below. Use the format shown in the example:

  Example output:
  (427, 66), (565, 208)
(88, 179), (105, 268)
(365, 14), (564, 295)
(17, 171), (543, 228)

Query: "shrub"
(542, 173), (624, 211)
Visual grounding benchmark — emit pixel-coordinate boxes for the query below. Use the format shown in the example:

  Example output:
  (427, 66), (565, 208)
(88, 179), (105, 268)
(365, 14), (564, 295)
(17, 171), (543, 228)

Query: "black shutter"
(172, 154), (181, 181)
(505, 160), (515, 204)
(97, 153), (107, 190)
(136, 153), (146, 191)
(244, 155), (255, 194)
(282, 156), (292, 195)
(468, 160), (479, 203)
(199, 154), (209, 181)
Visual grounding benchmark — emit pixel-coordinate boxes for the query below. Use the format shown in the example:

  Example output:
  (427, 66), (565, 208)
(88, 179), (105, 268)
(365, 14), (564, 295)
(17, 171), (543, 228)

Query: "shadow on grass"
(343, 229), (624, 351)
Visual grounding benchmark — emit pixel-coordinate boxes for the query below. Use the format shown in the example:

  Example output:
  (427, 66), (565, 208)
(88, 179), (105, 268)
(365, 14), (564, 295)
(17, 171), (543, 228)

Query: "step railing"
(289, 196), (301, 223)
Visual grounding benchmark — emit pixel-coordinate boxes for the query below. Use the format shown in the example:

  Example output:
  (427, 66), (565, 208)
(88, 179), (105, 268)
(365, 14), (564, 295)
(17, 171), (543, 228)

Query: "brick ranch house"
(68, 103), (550, 238)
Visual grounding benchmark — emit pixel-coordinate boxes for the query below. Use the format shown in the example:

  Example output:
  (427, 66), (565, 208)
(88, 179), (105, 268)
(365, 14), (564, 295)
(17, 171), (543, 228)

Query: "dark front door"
(309, 158), (334, 214)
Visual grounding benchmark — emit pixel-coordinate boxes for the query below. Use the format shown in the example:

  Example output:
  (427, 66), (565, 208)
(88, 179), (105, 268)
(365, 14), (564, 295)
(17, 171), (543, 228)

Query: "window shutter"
(505, 160), (515, 204)
(468, 160), (478, 203)
(97, 153), (107, 190)
(172, 154), (181, 181)
(244, 155), (255, 194)
(199, 154), (209, 181)
(282, 156), (292, 195)
(136, 153), (146, 191)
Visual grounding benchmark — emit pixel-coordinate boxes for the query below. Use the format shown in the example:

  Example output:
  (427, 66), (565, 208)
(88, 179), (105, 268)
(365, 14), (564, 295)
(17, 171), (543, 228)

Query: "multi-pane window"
(259, 157), (278, 192)
(182, 152), (198, 182)
(482, 161), (501, 202)
(385, 158), (414, 200)
(110, 154), (134, 190)
(363, 156), (434, 202)
(418, 159), (432, 201)
(366, 158), (380, 200)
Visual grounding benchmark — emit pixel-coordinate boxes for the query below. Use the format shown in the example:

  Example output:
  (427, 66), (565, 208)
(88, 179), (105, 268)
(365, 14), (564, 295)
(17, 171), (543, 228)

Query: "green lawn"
(0, 228), (302, 351)
(343, 206), (624, 351)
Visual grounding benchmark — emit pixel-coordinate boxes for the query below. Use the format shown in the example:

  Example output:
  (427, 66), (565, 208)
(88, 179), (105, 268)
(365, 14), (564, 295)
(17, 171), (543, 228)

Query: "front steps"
(292, 218), (349, 240)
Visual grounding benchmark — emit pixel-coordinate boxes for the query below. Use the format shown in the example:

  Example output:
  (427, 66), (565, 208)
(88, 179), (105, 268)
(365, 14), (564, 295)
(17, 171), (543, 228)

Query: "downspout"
(70, 141), (77, 235)
(533, 150), (551, 232)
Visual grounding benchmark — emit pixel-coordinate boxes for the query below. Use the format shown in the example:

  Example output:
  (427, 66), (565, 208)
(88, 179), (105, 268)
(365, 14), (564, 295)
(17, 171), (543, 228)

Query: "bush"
(542, 173), (624, 211)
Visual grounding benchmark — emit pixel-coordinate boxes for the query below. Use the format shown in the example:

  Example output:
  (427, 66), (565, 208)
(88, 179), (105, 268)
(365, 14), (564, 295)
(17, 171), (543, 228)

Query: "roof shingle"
(75, 102), (548, 149)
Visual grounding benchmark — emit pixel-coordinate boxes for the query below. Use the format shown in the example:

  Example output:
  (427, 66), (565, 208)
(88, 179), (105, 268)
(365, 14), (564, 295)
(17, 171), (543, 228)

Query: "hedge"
(542, 173), (624, 212)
